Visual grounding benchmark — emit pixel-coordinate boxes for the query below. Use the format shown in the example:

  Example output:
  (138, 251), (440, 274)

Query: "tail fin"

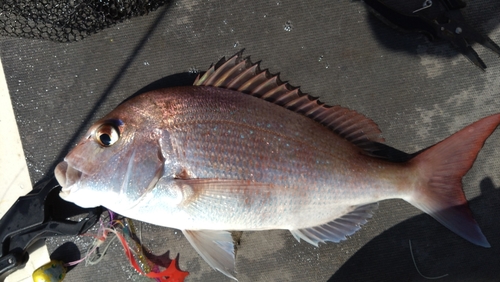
(408, 113), (500, 248)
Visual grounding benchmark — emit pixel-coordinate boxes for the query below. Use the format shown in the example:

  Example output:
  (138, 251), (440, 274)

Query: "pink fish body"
(56, 52), (497, 280)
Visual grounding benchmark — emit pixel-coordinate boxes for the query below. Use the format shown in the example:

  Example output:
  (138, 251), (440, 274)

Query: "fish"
(55, 51), (497, 280)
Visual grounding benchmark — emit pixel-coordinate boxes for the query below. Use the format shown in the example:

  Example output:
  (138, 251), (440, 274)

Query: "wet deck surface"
(1, 0), (500, 281)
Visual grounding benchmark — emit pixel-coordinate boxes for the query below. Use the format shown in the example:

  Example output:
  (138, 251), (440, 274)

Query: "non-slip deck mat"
(1, 0), (499, 281)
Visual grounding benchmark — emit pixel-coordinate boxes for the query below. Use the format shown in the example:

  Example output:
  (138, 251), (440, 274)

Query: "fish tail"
(407, 113), (500, 248)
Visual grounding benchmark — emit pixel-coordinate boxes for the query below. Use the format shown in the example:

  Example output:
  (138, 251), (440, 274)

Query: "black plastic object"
(364, 0), (500, 70)
(0, 176), (102, 277)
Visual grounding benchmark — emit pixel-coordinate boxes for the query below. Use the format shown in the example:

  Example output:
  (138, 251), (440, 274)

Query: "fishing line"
(409, 240), (448, 280)
(86, 232), (118, 266)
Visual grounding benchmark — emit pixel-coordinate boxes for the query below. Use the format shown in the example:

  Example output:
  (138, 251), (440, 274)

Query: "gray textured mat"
(1, 0), (499, 281)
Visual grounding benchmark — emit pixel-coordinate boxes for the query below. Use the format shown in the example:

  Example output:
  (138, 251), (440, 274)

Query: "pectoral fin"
(290, 203), (378, 247)
(173, 178), (274, 209)
(182, 230), (237, 280)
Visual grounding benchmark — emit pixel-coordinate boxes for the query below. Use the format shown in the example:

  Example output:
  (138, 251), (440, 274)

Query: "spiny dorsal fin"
(194, 51), (385, 150)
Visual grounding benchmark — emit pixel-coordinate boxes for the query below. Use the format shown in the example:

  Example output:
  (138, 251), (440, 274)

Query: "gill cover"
(58, 121), (165, 209)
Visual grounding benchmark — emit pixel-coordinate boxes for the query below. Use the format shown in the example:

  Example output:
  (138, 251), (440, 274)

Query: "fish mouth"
(55, 161), (82, 196)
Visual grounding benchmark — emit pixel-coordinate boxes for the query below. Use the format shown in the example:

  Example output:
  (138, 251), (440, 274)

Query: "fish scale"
(55, 52), (497, 280)
(111, 88), (406, 229)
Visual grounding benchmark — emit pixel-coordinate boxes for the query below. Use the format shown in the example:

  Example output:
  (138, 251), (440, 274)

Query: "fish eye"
(95, 123), (120, 147)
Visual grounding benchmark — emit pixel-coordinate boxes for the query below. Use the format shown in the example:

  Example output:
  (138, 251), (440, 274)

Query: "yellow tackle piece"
(32, 260), (66, 282)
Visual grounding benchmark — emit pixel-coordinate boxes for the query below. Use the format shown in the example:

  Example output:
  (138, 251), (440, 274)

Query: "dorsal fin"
(194, 51), (385, 150)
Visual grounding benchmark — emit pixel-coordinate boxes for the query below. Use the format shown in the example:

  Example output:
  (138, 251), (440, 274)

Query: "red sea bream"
(55, 52), (497, 280)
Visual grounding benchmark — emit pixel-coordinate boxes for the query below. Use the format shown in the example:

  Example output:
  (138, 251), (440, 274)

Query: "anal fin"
(290, 203), (378, 247)
(183, 230), (237, 280)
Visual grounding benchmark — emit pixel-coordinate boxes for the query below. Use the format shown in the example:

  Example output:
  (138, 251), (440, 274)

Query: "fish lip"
(55, 161), (82, 192)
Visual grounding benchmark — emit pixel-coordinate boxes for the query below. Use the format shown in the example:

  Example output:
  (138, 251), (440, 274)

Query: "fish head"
(55, 98), (166, 209)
